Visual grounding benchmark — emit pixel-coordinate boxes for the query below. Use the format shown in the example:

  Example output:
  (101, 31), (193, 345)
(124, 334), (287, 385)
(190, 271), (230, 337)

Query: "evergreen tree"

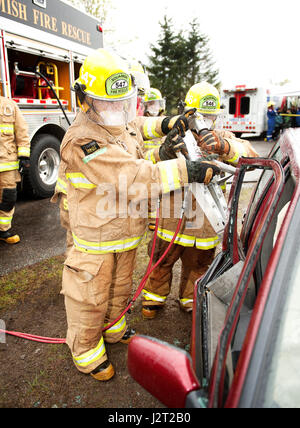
(147, 16), (219, 113)
(147, 16), (179, 113)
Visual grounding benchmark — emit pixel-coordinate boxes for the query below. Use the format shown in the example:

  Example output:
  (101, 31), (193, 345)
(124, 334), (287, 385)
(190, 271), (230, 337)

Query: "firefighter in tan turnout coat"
(0, 96), (30, 244)
(141, 82), (259, 317)
(59, 49), (221, 381)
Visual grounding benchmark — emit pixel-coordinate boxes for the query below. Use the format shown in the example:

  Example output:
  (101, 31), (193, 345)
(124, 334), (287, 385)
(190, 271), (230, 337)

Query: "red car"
(128, 129), (300, 408)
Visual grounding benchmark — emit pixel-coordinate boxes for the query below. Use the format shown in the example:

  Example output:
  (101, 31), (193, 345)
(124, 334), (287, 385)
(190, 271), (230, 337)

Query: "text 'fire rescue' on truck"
(0, 0), (103, 197)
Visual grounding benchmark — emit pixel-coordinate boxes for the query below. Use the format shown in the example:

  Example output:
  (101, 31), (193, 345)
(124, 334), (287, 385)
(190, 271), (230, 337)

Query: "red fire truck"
(0, 0), (103, 197)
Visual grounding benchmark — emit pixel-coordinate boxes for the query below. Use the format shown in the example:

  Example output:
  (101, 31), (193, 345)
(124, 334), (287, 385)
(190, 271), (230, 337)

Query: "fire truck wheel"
(24, 134), (61, 199)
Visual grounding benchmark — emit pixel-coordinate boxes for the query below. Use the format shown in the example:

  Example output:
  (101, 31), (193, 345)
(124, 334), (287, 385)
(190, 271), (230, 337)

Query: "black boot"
(90, 360), (115, 381)
(120, 327), (136, 344)
(0, 230), (20, 244)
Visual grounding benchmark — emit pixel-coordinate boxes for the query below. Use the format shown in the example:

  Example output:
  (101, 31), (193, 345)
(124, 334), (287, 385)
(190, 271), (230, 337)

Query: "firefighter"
(143, 88), (166, 117)
(141, 81), (259, 318)
(128, 60), (150, 116)
(0, 96), (30, 244)
(59, 49), (220, 381)
(142, 88), (167, 230)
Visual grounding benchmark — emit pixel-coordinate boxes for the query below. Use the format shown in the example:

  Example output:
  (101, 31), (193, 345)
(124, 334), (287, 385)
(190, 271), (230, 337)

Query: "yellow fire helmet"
(75, 48), (136, 101)
(144, 88), (163, 102)
(74, 49), (138, 127)
(185, 81), (222, 115)
(143, 88), (166, 116)
(268, 101), (275, 107)
(128, 59), (150, 95)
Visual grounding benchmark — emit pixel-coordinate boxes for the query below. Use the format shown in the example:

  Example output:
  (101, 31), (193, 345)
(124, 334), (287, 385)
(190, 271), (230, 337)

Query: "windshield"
(263, 247), (300, 408)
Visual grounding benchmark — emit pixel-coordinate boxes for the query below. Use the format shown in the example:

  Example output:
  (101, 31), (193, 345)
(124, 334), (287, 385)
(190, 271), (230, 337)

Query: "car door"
(193, 155), (285, 407)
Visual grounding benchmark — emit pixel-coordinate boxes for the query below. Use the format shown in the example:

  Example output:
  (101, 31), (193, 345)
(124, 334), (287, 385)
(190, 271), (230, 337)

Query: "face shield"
(86, 92), (137, 127)
(144, 99), (166, 116)
(201, 114), (218, 130)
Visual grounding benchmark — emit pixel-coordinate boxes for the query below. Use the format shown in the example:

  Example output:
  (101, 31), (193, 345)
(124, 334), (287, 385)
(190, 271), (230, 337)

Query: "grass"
(0, 255), (64, 312)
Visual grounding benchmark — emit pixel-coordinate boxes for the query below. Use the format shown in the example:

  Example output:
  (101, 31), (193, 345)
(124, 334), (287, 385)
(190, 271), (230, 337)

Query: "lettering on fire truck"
(0, 0), (92, 46)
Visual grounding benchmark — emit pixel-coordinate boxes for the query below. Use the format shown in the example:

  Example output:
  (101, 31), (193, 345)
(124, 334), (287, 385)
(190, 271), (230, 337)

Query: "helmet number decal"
(200, 96), (218, 111)
(106, 73), (130, 96)
(81, 71), (97, 88)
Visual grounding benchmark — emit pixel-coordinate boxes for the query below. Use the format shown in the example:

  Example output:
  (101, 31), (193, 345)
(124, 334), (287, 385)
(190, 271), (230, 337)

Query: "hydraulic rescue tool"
(179, 112), (236, 236)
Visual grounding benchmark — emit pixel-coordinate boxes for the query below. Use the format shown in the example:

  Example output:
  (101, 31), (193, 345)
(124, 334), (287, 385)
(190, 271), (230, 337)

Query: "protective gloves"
(159, 128), (187, 161)
(194, 130), (230, 155)
(161, 108), (197, 136)
(18, 157), (30, 172)
(186, 160), (220, 185)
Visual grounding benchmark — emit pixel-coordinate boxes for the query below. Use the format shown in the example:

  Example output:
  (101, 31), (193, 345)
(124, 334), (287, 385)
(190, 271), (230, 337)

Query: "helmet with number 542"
(74, 48), (137, 127)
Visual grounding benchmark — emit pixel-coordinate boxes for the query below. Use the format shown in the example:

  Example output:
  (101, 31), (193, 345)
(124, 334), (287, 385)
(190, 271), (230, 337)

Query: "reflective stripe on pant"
(62, 249), (137, 373)
(142, 238), (216, 311)
(0, 170), (20, 232)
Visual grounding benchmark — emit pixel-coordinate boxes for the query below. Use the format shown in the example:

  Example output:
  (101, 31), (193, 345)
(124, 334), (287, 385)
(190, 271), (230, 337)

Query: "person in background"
(0, 96), (30, 244)
(141, 81), (259, 317)
(143, 88), (166, 118)
(142, 88), (167, 230)
(295, 105), (300, 128)
(266, 101), (277, 142)
(128, 60), (150, 116)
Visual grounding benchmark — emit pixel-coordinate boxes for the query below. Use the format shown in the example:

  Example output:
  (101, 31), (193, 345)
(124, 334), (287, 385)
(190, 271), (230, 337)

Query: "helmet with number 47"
(74, 48), (137, 127)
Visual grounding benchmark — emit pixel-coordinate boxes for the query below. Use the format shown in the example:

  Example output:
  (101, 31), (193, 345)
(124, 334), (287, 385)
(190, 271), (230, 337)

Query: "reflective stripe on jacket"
(0, 97), (30, 172)
(149, 130), (259, 249)
(60, 112), (188, 264)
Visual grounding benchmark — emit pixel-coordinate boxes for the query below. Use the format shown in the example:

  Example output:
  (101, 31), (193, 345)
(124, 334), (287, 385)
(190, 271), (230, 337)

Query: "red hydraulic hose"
(1, 194), (186, 343)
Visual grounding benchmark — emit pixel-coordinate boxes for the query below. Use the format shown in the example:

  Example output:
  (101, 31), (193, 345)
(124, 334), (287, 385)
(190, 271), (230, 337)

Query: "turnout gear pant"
(0, 170), (20, 232)
(142, 238), (215, 311)
(62, 248), (137, 374)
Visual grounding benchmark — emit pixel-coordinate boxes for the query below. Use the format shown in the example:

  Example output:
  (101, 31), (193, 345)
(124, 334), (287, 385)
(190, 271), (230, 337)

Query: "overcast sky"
(105, 0), (300, 90)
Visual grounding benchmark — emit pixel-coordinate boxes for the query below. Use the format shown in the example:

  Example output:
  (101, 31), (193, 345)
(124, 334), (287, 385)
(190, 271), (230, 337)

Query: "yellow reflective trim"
(142, 289), (167, 303)
(144, 149), (157, 164)
(72, 232), (144, 254)
(72, 337), (106, 368)
(148, 210), (156, 219)
(143, 140), (161, 150)
(143, 118), (161, 139)
(157, 227), (219, 249)
(158, 159), (181, 194)
(55, 178), (67, 195)
(227, 151), (240, 165)
(195, 236), (220, 250)
(17, 147), (30, 157)
(0, 216), (13, 224)
(227, 142), (248, 165)
(157, 227), (195, 247)
(104, 315), (126, 334)
(180, 298), (193, 305)
(66, 172), (97, 189)
(0, 124), (14, 134)
(0, 161), (19, 172)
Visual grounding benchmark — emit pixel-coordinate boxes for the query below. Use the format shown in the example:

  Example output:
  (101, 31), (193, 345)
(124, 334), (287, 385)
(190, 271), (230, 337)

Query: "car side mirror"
(128, 335), (201, 408)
